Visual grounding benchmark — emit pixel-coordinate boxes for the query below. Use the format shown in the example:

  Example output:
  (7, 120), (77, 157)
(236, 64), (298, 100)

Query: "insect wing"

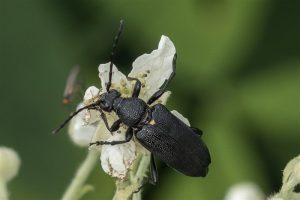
(136, 104), (211, 177)
(63, 65), (80, 104)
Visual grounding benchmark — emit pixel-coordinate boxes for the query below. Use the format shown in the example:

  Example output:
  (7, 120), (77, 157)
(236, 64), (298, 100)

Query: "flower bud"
(224, 182), (265, 200)
(0, 147), (21, 182)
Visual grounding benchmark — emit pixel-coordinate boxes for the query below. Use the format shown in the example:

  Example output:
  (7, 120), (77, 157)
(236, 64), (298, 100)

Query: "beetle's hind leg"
(127, 77), (141, 98)
(89, 127), (133, 146)
(147, 53), (177, 105)
(149, 153), (158, 185)
(191, 127), (203, 137)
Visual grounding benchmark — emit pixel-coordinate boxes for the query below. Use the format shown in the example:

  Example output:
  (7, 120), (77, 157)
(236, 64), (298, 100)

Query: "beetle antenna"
(52, 103), (97, 134)
(106, 19), (124, 92)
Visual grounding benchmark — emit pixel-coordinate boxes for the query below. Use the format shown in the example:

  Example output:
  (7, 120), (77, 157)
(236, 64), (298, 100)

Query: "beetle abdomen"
(135, 104), (211, 177)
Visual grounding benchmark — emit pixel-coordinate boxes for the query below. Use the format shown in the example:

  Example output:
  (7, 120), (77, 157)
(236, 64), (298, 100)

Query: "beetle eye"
(100, 100), (109, 108)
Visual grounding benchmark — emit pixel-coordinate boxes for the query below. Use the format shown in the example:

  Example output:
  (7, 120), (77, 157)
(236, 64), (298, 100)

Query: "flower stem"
(112, 152), (151, 200)
(61, 150), (99, 200)
(132, 153), (151, 200)
(0, 180), (8, 200)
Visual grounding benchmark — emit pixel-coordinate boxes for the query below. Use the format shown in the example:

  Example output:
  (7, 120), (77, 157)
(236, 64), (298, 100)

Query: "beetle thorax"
(113, 97), (149, 127)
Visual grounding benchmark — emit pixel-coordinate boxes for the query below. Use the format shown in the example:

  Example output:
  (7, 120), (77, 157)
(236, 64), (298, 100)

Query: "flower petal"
(82, 86), (102, 124)
(98, 63), (130, 96)
(281, 155), (300, 194)
(68, 103), (98, 147)
(128, 35), (176, 101)
(171, 110), (190, 126)
(100, 133), (136, 179)
(83, 86), (100, 105)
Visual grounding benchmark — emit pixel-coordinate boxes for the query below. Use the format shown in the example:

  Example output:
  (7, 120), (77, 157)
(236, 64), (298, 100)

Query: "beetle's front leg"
(109, 119), (122, 132)
(95, 108), (111, 134)
(89, 127), (133, 146)
(147, 54), (177, 105)
(95, 108), (120, 134)
(127, 77), (141, 98)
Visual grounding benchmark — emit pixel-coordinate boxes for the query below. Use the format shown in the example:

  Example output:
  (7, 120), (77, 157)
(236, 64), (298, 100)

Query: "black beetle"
(53, 20), (211, 184)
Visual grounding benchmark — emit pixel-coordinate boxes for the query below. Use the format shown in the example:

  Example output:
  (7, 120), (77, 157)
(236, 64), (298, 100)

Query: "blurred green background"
(1, 0), (300, 199)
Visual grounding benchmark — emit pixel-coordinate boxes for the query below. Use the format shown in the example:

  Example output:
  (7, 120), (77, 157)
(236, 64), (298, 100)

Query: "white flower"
(68, 102), (98, 147)
(224, 182), (265, 200)
(268, 154), (300, 200)
(0, 147), (20, 182)
(0, 146), (21, 200)
(69, 35), (188, 179)
(128, 35), (176, 101)
(171, 110), (191, 126)
(282, 155), (300, 190)
(100, 133), (136, 179)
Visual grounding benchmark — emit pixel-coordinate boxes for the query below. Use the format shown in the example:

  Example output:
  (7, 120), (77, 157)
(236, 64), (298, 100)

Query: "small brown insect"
(63, 65), (81, 105)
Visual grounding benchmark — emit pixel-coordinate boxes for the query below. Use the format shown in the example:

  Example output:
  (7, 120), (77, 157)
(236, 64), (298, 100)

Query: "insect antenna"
(106, 19), (125, 92)
(52, 103), (98, 134)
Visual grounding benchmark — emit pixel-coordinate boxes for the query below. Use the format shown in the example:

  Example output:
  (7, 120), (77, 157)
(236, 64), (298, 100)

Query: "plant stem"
(113, 151), (151, 200)
(61, 150), (99, 200)
(0, 180), (8, 200)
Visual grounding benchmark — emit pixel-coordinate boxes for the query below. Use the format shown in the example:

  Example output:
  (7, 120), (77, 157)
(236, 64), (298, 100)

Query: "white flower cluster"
(224, 155), (300, 200)
(68, 35), (187, 179)
(268, 155), (300, 200)
(0, 147), (20, 182)
(224, 182), (265, 200)
(0, 146), (21, 200)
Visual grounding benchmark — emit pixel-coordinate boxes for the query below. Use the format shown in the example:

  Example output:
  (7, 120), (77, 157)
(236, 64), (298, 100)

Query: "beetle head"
(99, 89), (121, 111)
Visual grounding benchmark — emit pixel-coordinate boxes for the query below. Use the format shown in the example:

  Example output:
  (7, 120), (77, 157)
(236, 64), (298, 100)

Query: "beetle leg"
(98, 109), (112, 135)
(127, 77), (141, 98)
(80, 105), (111, 134)
(147, 53), (177, 105)
(149, 153), (158, 185)
(191, 127), (203, 137)
(133, 153), (158, 194)
(89, 127), (133, 146)
(109, 119), (122, 132)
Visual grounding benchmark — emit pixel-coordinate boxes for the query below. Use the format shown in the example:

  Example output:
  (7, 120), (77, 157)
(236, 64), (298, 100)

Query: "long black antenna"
(106, 19), (125, 92)
(52, 103), (97, 134)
